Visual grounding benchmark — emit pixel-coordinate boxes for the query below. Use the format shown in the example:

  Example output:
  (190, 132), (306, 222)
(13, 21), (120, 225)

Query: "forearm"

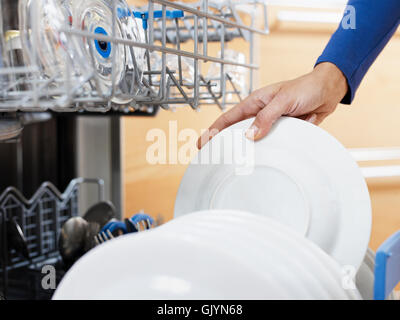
(316, 0), (400, 104)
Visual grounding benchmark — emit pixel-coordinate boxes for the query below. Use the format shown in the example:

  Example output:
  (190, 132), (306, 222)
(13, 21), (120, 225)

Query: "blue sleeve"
(315, 0), (400, 104)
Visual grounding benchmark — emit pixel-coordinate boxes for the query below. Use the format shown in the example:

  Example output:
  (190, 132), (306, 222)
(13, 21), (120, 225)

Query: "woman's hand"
(197, 62), (348, 149)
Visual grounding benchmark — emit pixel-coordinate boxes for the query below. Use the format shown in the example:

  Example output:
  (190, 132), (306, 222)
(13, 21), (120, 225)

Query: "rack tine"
(166, 68), (195, 109)
(226, 73), (243, 102)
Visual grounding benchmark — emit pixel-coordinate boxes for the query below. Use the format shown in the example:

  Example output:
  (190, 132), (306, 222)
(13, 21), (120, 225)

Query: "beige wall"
(123, 4), (400, 251)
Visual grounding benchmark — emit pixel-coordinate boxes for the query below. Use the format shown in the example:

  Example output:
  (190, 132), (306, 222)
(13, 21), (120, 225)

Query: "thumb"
(245, 96), (288, 141)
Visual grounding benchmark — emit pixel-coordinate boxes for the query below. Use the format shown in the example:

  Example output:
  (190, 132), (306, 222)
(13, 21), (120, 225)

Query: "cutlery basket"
(0, 177), (104, 299)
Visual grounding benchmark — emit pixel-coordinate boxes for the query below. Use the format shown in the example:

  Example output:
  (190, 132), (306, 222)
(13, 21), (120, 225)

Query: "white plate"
(159, 216), (320, 299)
(168, 213), (347, 299)
(165, 210), (358, 299)
(160, 215), (331, 299)
(156, 224), (301, 299)
(175, 117), (371, 270)
(54, 228), (288, 300)
(203, 210), (360, 300)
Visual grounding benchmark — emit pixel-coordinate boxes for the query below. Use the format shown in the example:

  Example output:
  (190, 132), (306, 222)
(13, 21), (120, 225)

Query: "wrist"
(313, 62), (348, 102)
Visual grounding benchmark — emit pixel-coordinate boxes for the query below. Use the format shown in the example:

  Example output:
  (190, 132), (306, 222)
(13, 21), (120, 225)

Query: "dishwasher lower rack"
(0, 177), (104, 299)
(0, 0), (269, 114)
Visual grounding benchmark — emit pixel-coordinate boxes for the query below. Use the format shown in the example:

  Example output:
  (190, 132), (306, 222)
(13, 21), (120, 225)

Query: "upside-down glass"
(71, 0), (145, 105)
(18, 0), (92, 106)
(206, 49), (249, 102)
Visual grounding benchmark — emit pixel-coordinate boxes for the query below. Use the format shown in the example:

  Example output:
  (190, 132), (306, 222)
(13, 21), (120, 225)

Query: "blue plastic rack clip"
(374, 230), (400, 300)
(133, 10), (184, 30)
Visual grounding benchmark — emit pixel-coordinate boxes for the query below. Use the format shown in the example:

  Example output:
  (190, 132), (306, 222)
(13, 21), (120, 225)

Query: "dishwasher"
(1, 0), (399, 301)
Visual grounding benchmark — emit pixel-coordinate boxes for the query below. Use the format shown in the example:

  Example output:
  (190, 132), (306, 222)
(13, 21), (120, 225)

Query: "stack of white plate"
(54, 210), (361, 300)
(54, 117), (374, 300)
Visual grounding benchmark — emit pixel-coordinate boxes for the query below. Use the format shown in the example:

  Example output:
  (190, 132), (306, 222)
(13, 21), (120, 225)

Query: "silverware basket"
(0, 177), (104, 299)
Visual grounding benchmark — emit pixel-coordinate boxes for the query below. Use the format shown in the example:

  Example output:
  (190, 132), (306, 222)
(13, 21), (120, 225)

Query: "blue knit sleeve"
(315, 0), (400, 104)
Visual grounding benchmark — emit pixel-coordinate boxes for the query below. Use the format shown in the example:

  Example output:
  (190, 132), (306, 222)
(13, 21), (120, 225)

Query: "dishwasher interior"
(0, 0), (269, 299)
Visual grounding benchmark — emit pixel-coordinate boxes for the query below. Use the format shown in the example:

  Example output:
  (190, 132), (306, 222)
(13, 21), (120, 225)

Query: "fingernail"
(307, 114), (317, 124)
(245, 125), (259, 140)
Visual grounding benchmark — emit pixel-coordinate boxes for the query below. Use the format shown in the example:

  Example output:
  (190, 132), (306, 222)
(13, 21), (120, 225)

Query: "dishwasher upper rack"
(0, 0), (268, 113)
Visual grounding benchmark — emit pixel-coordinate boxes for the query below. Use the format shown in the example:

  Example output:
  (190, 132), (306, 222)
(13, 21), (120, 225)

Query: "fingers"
(197, 127), (221, 150)
(245, 94), (290, 141)
(197, 87), (278, 149)
(197, 100), (249, 149)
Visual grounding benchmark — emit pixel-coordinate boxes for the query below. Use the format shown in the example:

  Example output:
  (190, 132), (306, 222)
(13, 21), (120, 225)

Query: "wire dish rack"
(0, 0), (268, 114)
(0, 177), (104, 299)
